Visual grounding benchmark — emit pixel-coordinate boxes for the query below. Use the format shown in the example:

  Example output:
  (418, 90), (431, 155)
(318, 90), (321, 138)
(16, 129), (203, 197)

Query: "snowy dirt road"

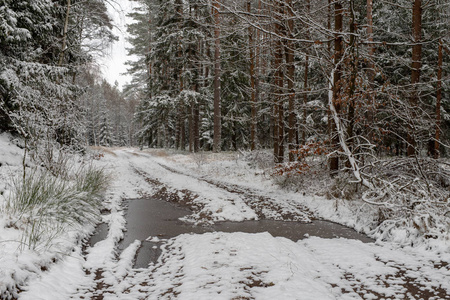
(18, 148), (450, 300)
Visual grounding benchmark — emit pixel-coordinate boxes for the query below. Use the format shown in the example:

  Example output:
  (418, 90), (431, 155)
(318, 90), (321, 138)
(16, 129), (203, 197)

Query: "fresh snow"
(1, 139), (449, 299)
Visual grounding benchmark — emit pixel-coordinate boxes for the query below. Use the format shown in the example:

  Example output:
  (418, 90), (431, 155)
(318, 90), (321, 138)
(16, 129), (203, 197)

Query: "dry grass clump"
(3, 165), (109, 251)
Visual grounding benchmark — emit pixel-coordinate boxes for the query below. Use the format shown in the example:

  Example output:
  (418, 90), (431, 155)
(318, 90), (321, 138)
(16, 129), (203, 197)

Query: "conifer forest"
(1, 0), (449, 166)
(1, 1), (450, 298)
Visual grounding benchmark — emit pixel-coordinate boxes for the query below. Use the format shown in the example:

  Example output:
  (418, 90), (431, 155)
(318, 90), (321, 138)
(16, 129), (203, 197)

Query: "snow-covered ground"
(1, 139), (449, 299)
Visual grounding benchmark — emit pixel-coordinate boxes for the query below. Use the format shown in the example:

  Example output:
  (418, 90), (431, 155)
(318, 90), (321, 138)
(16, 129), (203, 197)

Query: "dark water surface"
(90, 198), (373, 268)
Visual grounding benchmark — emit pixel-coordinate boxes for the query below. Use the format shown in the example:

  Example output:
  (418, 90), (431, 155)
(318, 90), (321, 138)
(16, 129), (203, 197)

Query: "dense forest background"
(1, 0), (449, 185)
(124, 0), (450, 166)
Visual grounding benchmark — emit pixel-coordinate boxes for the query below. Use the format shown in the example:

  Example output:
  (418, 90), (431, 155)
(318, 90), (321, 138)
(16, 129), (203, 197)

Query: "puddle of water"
(89, 222), (108, 246)
(90, 198), (373, 268)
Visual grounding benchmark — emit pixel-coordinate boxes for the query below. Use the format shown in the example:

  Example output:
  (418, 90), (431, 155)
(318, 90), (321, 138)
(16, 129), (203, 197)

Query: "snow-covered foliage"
(0, 0), (118, 155)
(0, 58), (84, 146)
(0, 134), (108, 298)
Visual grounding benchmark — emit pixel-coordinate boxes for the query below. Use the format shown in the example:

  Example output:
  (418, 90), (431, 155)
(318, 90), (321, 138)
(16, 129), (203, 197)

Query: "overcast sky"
(99, 0), (137, 90)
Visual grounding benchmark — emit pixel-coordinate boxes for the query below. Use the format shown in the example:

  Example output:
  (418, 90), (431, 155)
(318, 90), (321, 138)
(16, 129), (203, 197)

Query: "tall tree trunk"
(248, 1), (257, 151)
(180, 105), (186, 150)
(347, 0), (357, 148)
(189, 105), (193, 152)
(194, 39), (201, 152)
(277, 6), (285, 163)
(330, 0), (343, 174)
(302, 0), (310, 146)
(203, 38), (211, 150)
(213, 0), (222, 152)
(285, 0), (296, 162)
(72, 14), (85, 83)
(434, 39), (443, 159)
(366, 0), (375, 142)
(58, 0), (71, 67)
(273, 1), (284, 163)
(193, 103), (200, 152)
(176, 0), (184, 150)
(255, 0), (262, 147)
(303, 55), (308, 145)
(366, 0), (374, 78)
(327, 0), (333, 148)
(408, 0), (422, 157)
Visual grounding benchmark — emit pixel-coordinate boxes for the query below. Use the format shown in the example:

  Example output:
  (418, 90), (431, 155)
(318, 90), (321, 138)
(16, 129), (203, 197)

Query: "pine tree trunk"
(194, 102), (200, 152)
(58, 0), (71, 67)
(302, 0), (310, 146)
(248, 1), (257, 151)
(176, 0), (184, 150)
(255, 0), (262, 147)
(180, 105), (186, 150)
(408, 0), (422, 157)
(366, 0), (374, 77)
(277, 5), (284, 163)
(366, 0), (375, 141)
(327, 0), (332, 148)
(194, 39), (201, 152)
(434, 39), (443, 159)
(347, 0), (357, 150)
(303, 55), (308, 145)
(330, 0), (343, 174)
(204, 38), (211, 150)
(273, 1), (284, 163)
(285, 0), (296, 162)
(189, 104), (193, 152)
(213, 0), (221, 153)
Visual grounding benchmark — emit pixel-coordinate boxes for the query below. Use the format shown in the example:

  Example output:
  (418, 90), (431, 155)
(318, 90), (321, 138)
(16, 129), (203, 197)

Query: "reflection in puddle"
(90, 198), (373, 268)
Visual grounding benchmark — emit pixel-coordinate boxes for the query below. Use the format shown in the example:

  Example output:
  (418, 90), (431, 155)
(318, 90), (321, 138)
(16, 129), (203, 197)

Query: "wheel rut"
(155, 162), (314, 222)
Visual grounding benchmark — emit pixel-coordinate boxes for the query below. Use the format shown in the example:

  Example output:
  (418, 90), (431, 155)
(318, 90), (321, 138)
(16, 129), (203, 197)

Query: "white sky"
(99, 0), (137, 90)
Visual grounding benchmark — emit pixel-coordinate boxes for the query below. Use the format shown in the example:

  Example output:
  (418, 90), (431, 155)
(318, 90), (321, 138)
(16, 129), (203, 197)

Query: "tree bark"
(285, 0), (296, 162)
(176, 0), (184, 150)
(302, 0), (310, 146)
(248, 1), (258, 151)
(330, 0), (343, 174)
(180, 105), (186, 150)
(434, 39), (443, 159)
(303, 55), (308, 145)
(366, 0), (375, 141)
(189, 104), (193, 152)
(213, 0), (222, 152)
(408, 0), (422, 157)
(273, 1), (284, 163)
(366, 0), (375, 80)
(58, 0), (72, 67)
(347, 0), (357, 149)
(193, 102), (200, 152)
(327, 0), (332, 150)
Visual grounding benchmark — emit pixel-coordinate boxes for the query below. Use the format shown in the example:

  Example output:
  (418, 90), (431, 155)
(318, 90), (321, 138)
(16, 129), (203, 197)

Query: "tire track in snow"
(156, 162), (314, 222)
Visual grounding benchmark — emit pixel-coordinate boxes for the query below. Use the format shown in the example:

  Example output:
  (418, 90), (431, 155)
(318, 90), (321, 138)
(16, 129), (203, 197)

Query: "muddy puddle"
(90, 198), (373, 269)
